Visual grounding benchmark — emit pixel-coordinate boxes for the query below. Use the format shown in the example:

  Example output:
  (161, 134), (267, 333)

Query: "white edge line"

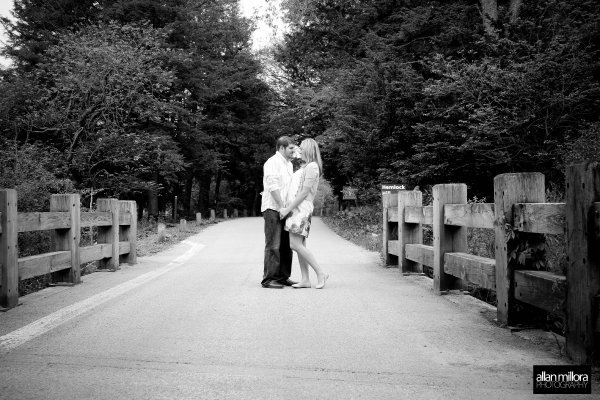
(0, 243), (205, 353)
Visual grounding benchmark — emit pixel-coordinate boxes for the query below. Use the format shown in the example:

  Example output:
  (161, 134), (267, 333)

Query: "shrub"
(322, 204), (382, 253)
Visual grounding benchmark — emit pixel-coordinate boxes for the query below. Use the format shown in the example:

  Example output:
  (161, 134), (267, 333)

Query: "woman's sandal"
(315, 274), (329, 289)
(292, 281), (311, 288)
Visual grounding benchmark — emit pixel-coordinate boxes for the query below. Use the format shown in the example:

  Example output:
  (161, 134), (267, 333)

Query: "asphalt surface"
(0, 217), (597, 399)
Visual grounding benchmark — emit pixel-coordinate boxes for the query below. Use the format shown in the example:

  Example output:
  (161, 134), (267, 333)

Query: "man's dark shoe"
(262, 281), (284, 289)
(279, 279), (298, 286)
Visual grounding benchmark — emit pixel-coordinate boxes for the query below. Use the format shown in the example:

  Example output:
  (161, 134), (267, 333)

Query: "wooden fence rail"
(382, 162), (600, 364)
(0, 190), (137, 311)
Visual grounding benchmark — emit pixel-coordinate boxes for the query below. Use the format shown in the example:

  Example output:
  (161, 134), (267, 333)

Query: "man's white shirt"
(261, 151), (293, 212)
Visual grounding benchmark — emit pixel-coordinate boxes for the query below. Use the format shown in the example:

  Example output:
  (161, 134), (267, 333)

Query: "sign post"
(342, 186), (358, 209)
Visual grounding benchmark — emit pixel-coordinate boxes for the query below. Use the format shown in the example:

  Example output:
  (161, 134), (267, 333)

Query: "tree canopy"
(274, 0), (600, 199)
(1, 0), (276, 215)
(1, 0), (598, 215)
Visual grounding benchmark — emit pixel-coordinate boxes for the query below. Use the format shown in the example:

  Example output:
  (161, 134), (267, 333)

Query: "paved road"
(0, 217), (597, 399)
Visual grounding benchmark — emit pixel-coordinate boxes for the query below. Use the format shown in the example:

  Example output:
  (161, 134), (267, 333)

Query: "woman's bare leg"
(289, 234), (310, 287)
(297, 240), (311, 285)
(289, 233), (328, 286)
(294, 259), (310, 287)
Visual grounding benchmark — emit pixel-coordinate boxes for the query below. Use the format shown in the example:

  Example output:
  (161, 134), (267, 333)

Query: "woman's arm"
(280, 185), (311, 218)
(280, 163), (319, 218)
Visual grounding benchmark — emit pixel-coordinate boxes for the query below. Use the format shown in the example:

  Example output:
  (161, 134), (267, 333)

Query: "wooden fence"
(0, 190), (137, 311)
(382, 162), (600, 364)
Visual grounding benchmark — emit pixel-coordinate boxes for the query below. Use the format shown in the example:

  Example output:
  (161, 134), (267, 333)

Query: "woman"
(279, 138), (329, 289)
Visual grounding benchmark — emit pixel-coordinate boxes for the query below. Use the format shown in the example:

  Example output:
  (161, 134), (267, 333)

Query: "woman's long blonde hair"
(300, 138), (323, 174)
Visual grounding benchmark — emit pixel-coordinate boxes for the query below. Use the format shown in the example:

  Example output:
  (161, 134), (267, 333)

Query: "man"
(261, 136), (297, 288)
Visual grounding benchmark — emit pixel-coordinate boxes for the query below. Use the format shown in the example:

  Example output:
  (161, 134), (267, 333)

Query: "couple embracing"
(260, 136), (329, 290)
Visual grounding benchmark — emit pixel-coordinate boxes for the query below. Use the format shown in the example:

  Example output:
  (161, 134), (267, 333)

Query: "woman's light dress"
(284, 161), (320, 237)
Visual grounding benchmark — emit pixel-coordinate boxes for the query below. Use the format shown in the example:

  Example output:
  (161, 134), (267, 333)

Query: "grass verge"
(321, 205), (383, 254)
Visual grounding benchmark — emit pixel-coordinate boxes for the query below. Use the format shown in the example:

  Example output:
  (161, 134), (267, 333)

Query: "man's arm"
(270, 190), (284, 209)
(264, 157), (284, 209)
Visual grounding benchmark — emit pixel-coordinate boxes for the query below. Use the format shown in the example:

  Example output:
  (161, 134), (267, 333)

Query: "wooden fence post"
(433, 184), (467, 293)
(50, 194), (81, 284)
(157, 222), (167, 243)
(0, 189), (18, 309)
(398, 190), (423, 273)
(382, 192), (398, 266)
(494, 173), (545, 326)
(566, 162), (600, 363)
(119, 200), (137, 265)
(97, 198), (120, 271)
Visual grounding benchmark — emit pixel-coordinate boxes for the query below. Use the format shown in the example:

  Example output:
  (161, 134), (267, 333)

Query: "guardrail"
(382, 162), (600, 364)
(1, 191), (137, 311)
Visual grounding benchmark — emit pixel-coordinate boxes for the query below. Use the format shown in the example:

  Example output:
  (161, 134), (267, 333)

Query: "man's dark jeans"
(262, 209), (293, 285)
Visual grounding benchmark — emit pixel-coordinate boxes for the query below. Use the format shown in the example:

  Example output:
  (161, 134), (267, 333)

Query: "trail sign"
(342, 186), (358, 200)
(381, 184), (406, 195)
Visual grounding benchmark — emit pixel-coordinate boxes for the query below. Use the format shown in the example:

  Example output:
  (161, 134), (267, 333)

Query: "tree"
(101, 0), (185, 28)
(274, 0), (600, 200)
(0, 0), (286, 218)
(0, 0), (102, 70)
(165, 0), (275, 215)
(508, 0), (523, 23)
(479, 0), (498, 37)
(20, 22), (186, 201)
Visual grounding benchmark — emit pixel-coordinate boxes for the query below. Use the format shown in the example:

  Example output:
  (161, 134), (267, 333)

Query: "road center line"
(0, 241), (205, 354)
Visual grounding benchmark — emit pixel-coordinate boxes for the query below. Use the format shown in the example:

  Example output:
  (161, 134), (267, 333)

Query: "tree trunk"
(252, 188), (261, 216)
(183, 173), (193, 218)
(509, 0), (522, 24)
(197, 174), (211, 215)
(214, 169), (222, 209)
(147, 170), (159, 219)
(479, 0), (498, 37)
(173, 195), (178, 221)
(136, 197), (144, 221)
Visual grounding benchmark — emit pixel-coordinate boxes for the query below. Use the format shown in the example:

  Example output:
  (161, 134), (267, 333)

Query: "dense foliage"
(1, 0), (598, 217)
(0, 0), (275, 215)
(275, 0), (600, 199)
